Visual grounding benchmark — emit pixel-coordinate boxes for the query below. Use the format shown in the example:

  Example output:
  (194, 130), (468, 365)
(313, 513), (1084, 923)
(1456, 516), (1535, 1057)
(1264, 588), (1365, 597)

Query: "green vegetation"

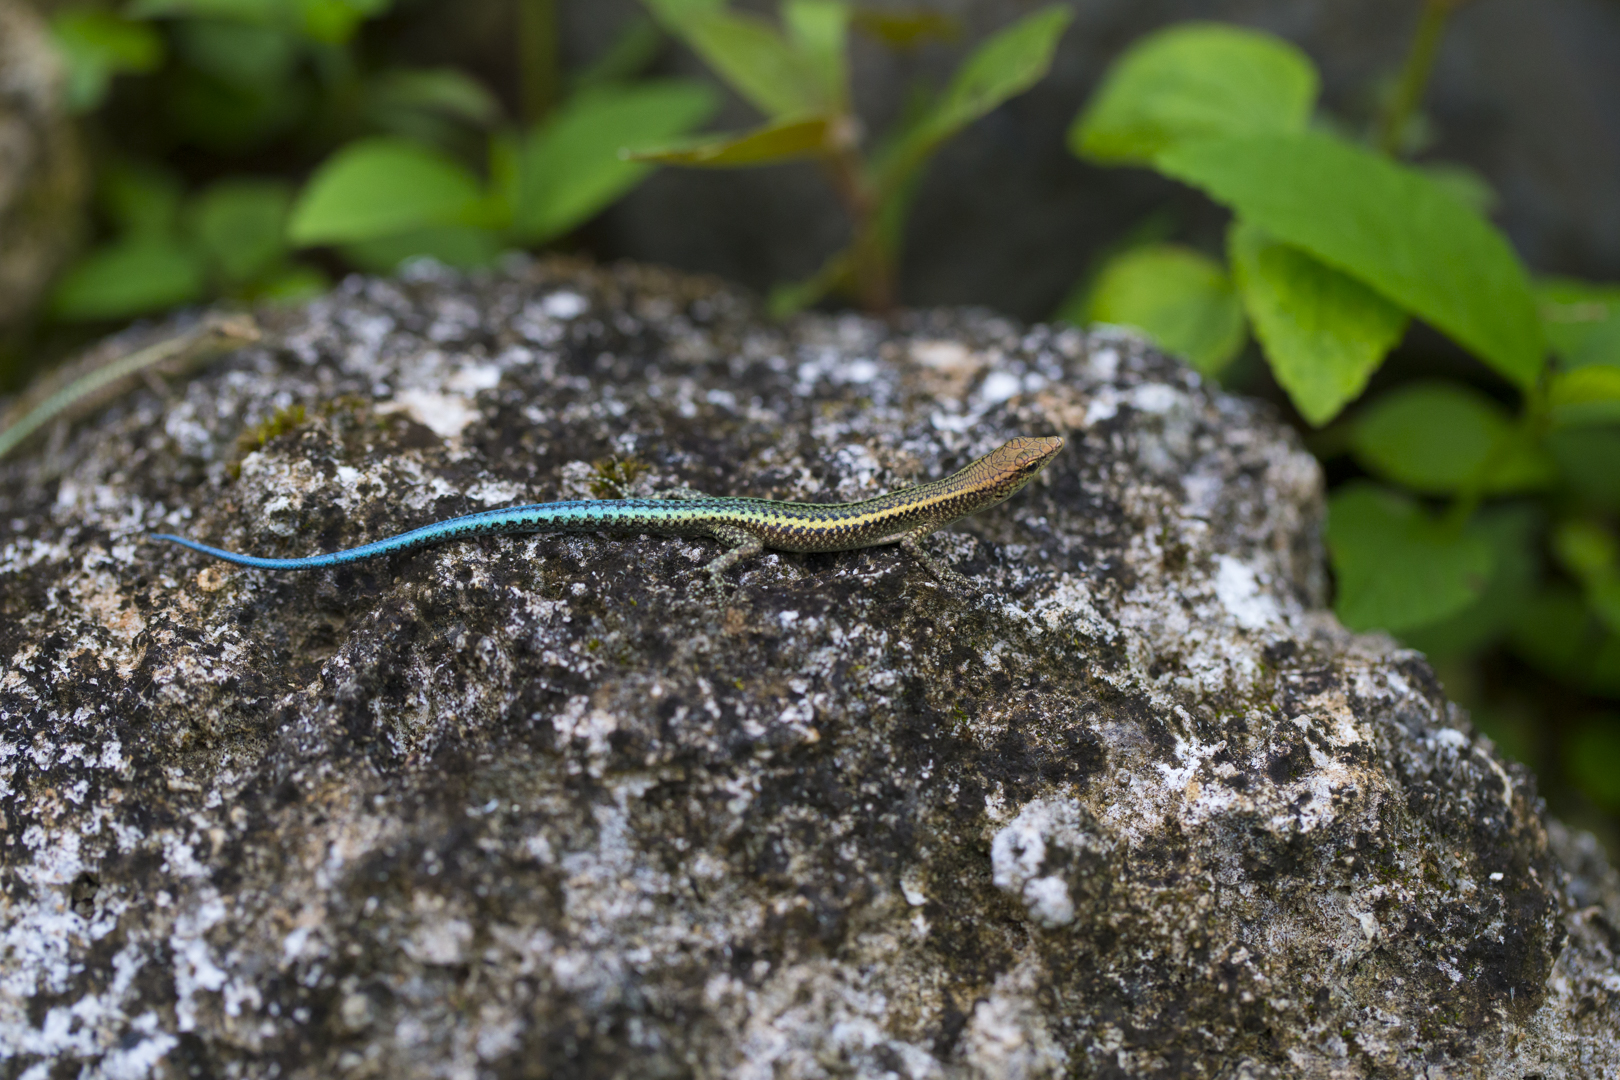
(1064, 13), (1620, 820)
(9, 1), (1620, 827)
(632, 0), (1070, 314)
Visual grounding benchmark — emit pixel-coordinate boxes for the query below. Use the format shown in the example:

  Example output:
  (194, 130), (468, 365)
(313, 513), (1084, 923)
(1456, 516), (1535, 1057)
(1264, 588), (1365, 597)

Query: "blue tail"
(149, 533), (369, 569)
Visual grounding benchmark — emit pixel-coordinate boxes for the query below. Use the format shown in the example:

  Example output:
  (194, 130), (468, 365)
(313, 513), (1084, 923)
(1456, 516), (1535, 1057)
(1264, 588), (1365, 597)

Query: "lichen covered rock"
(1, 259), (1616, 1078)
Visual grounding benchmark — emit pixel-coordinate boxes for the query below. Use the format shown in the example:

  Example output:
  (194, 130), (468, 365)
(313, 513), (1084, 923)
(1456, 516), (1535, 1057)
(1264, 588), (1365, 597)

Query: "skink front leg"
(901, 527), (970, 587)
(702, 526), (763, 596)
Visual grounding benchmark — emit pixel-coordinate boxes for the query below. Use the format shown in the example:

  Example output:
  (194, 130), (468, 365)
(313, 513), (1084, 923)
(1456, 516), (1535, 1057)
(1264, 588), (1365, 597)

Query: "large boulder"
(1, 259), (1617, 1077)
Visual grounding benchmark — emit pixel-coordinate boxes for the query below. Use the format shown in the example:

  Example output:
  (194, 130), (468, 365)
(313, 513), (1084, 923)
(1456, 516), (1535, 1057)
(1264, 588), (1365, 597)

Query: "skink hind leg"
(901, 527), (971, 587)
(702, 526), (763, 595)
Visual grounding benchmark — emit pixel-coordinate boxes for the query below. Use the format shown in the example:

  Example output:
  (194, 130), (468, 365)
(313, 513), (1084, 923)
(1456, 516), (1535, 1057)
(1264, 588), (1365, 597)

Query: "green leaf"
(100, 161), (185, 240)
(339, 226), (504, 273)
(1511, 585), (1620, 697)
(1551, 519), (1620, 634)
(1069, 23), (1316, 166)
(251, 264), (329, 304)
(1075, 244), (1246, 375)
(51, 240), (207, 320)
(127, 0), (284, 21)
(627, 116), (832, 167)
(288, 137), (485, 246)
(513, 80), (717, 244)
(1548, 366), (1620, 428)
(1547, 426), (1620, 506)
(1156, 131), (1545, 388)
(1327, 482), (1495, 633)
(1565, 718), (1620, 808)
(1537, 277), (1620, 368)
(189, 178), (292, 284)
(49, 10), (165, 112)
(1229, 220), (1407, 426)
(134, 0), (390, 38)
(1350, 382), (1553, 494)
(1399, 504), (1539, 659)
(784, 0), (850, 109)
(1552, 519), (1618, 583)
(877, 5), (1071, 194)
(298, 0), (391, 43)
(850, 9), (961, 50)
(647, 3), (825, 118)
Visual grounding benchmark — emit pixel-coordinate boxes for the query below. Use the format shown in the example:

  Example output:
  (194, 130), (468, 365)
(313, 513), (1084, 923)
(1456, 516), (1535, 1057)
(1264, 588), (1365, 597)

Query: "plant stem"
(1376, 0), (1469, 157)
(823, 145), (895, 314)
(1379, 0), (1449, 155)
(518, 0), (560, 125)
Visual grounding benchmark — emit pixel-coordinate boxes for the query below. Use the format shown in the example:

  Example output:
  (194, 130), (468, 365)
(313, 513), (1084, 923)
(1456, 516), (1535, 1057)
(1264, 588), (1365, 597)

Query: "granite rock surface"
(1, 259), (1618, 1078)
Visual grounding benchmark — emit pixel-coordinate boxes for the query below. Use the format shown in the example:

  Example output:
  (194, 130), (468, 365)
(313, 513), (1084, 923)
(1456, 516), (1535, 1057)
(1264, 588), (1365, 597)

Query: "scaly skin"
(0, 314), (262, 461)
(153, 436), (1065, 590)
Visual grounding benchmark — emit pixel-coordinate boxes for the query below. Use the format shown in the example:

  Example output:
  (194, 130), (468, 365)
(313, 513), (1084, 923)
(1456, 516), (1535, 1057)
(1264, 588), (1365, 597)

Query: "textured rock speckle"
(1, 257), (1616, 1078)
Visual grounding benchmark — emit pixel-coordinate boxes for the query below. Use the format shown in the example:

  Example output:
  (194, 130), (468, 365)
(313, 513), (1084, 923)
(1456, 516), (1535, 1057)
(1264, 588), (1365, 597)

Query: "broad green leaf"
(288, 138), (485, 246)
(340, 225), (504, 273)
(1156, 131), (1545, 388)
(1537, 278), (1620, 369)
(1565, 719), (1620, 808)
(1548, 366), (1620, 428)
(1071, 23), (1316, 165)
(1350, 382), (1552, 494)
(1074, 244), (1245, 375)
(50, 10), (164, 112)
(784, 1), (851, 109)
(628, 117), (832, 167)
(850, 10), (961, 50)
(1548, 426), (1620, 505)
(1229, 220), (1407, 426)
(189, 178), (292, 284)
(51, 240), (207, 320)
(653, 6), (825, 118)
(1327, 482), (1495, 633)
(1400, 504), (1539, 660)
(877, 5), (1071, 193)
(513, 80), (717, 244)
(100, 161), (185, 240)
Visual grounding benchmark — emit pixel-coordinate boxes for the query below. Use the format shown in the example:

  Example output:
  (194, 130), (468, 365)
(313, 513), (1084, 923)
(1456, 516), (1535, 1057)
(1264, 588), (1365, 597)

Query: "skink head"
(987, 435), (1064, 484)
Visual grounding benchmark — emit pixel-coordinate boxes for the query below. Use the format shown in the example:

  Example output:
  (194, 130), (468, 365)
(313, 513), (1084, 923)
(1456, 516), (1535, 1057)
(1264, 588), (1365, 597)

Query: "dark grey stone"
(1, 259), (1617, 1077)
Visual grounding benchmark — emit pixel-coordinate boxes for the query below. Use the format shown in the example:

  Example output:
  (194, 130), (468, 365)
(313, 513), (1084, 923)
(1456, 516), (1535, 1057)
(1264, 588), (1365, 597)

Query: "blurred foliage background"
(2, 0), (1618, 851)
